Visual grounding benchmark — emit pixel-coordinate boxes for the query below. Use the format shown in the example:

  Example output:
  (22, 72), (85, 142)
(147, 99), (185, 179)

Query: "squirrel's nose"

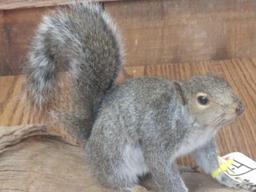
(235, 101), (244, 116)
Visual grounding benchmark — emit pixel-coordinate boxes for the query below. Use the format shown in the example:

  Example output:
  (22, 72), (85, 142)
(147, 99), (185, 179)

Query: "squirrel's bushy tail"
(25, 3), (123, 140)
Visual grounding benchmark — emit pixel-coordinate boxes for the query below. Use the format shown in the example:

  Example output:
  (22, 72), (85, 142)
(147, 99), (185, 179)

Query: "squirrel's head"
(178, 75), (244, 129)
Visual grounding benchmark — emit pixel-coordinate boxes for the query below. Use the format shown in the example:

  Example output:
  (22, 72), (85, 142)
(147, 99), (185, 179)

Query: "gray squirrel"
(25, 3), (251, 192)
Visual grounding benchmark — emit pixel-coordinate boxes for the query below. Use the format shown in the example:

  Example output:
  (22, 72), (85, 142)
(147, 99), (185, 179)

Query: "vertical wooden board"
(105, 0), (256, 67)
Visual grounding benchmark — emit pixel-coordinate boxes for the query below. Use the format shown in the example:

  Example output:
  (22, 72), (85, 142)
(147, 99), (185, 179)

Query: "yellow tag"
(211, 159), (234, 178)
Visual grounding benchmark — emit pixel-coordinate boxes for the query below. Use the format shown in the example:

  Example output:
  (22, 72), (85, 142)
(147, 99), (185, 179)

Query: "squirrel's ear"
(173, 81), (187, 105)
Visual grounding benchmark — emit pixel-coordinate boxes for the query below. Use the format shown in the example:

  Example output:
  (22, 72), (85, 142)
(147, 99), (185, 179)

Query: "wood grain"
(2, 0), (256, 74)
(0, 124), (49, 153)
(0, 10), (5, 70)
(0, 125), (245, 192)
(0, 7), (50, 75)
(0, 0), (256, 75)
(106, 0), (256, 66)
(0, 0), (118, 10)
(0, 58), (255, 165)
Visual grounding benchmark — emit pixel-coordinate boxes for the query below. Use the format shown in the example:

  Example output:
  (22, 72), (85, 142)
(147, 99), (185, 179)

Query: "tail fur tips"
(25, 3), (123, 110)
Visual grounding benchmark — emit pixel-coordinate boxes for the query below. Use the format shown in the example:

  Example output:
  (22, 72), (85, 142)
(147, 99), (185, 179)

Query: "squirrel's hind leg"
(143, 151), (188, 192)
(86, 142), (147, 191)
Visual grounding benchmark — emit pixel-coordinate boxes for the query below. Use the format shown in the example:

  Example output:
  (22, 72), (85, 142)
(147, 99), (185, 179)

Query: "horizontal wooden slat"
(0, 2), (106, 75)
(0, 0), (119, 10)
(0, 7), (50, 75)
(0, 11), (5, 70)
(2, 0), (256, 75)
(106, 0), (256, 66)
(1, 58), (256, 165)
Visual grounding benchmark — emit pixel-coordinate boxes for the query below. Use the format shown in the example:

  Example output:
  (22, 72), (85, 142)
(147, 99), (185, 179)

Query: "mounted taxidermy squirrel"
(25, 3), (250, 192)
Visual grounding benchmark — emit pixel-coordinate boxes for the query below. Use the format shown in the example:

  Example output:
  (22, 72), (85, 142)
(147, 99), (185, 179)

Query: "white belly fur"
(119, 145), (148, 184)
(174, 128), (216, 159)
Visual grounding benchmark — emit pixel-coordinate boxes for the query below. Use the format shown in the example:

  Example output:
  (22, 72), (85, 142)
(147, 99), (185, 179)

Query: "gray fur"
(25, 3), (247, 192)
(25, 3), (123, 139)
(86, 76), (244, 192)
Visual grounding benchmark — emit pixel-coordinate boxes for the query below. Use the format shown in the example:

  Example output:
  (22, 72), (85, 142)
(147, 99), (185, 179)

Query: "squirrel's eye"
(197, 95), (209, 105)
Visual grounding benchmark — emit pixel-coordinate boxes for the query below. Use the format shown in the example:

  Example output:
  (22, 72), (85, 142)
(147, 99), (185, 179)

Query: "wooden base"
(0, 125), (246, 192)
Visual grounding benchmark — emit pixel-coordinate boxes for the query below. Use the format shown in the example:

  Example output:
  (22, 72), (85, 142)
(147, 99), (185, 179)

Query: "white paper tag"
(219, 152), (256, 186)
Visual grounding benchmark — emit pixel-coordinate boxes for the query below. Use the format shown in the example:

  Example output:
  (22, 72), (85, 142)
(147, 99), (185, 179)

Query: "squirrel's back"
(25, 3), (123, 139)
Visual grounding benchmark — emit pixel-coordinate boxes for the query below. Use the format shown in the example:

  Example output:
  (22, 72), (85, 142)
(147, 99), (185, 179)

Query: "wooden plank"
(105, 0), (256, 66)
(0, 10), (5, 71)
(0, 7), (50, 75)
(0, 3), (105, 75)
(0, 126), (246, 192)
(0, 0), (119, 10)
(0, 58), (256, 164)
(2, 0), (256, 75)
